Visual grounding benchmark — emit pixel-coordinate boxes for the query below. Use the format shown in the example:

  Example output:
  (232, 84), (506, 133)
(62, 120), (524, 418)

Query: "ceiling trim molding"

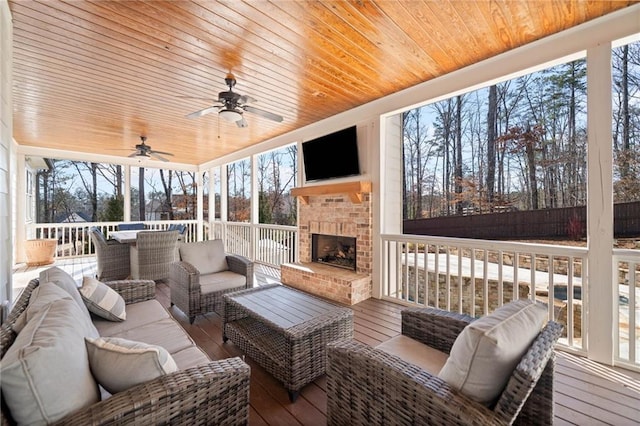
(17, 145), (198, 172)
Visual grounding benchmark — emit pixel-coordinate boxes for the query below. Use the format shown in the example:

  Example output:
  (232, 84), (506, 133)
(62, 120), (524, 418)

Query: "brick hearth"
(283, 182), (373, 304)
(281, 262), (370, 305)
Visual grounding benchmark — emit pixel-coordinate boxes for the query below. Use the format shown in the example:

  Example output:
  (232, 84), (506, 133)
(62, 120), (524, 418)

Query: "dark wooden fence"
(403, 201), (640, 240)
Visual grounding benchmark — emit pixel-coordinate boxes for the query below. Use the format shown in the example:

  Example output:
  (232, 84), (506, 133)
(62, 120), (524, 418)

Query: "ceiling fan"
(185, 73), (284, 127)
(128, 136), (173, 162)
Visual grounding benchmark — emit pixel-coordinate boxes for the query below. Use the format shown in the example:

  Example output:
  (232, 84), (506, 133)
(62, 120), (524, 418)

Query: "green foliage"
(100, 195), (124, 222)
(258, 191), (272, 224)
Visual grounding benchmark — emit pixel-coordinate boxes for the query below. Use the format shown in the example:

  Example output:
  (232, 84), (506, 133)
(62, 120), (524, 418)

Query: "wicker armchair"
(327, 307), (563, 426)
(130, 230), (179, 281)
(169, 239), (253, 323)
(89, 227), (130, 281)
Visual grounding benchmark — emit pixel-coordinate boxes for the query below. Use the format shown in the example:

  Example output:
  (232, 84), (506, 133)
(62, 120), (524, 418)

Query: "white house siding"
(0, 0), (13, 308)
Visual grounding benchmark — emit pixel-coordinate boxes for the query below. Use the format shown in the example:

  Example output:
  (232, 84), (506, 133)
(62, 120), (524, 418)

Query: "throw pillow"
(79, 276), (126, 321)
(85, 337), (178, 394)
(39, 266), (92, 318)
(1, 298), (100, 424)
(438, 299), (548, 406)
(12, 282), (99, 338)
(179, 239), (229, 275)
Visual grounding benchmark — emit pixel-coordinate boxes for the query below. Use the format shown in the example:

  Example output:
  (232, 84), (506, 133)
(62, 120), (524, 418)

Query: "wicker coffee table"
(223, 284), (354, 402)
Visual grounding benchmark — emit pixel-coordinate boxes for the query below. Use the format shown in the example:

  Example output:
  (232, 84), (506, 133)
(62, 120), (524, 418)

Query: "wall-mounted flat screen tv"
(302, 126), (360, 182)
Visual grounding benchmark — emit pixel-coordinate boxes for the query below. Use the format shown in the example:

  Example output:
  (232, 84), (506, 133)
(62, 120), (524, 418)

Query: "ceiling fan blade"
(149, 152), (170, 162)
(186, 106), (218, 119)
(243, 105), (283, 122)
(236, 117), (249, 128)
(238, 94), (256, 104)
(150, 150), (174, 156)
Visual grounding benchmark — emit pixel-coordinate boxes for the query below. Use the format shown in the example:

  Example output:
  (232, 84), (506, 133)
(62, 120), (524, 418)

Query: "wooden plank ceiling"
(9, 0), (636, 165)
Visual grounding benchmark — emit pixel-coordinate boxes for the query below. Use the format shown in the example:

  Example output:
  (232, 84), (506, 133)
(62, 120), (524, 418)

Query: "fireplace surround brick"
(283, 186), (373, 304)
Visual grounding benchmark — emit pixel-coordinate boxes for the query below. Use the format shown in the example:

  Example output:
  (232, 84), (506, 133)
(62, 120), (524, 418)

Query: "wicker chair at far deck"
(130, 230), (179, 281)
(89, 226), (130, 281)
(169, 239), (253, 324)
(327, 302), (563, 426)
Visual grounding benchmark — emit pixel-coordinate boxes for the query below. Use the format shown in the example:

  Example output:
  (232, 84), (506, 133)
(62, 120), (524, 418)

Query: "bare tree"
(454, 95), (464, 215)
(138, 167), (146, 221)
(227, 159), (251, 222)
(159, 169), (174, 220)
(486, 85), (498, 206)
(431, 99), (456, 216)
(72, 162), (98, 221)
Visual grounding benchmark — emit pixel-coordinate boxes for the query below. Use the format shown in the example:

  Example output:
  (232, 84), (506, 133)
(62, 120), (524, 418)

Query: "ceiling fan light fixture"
(219, 108), (242, 122)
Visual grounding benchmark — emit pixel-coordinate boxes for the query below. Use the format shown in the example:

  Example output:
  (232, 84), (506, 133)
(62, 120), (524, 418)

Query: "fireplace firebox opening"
(311, 234), (356, 271)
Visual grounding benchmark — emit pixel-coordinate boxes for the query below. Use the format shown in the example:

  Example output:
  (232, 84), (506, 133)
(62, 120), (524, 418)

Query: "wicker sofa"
(327, 304), (563, 425)
(0, 268), (250, 425)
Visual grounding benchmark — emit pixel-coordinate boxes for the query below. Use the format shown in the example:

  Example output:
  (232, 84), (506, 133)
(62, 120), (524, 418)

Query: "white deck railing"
(614, 249), (640, 369)
(27, 220), (298, 269)
(211, 221), (298, 266)
(26, 220), (199, 258)
(381, 234), (588, 353)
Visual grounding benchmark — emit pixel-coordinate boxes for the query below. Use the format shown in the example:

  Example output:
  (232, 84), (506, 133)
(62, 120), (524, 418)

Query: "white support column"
(251, 154), (259, 224)
(375, 114), (403, 299)
(295, 141), (304, 264)
(15, 154), (26, 263)
(220, 165), (228, 222)
(586, 42), (614, 365)
(123, 165), (131, 221)
(196, 170), (203, 241)
(250, 154), (259, 261)
(208, 167), (216, 238)
(220, 164), (229, 245)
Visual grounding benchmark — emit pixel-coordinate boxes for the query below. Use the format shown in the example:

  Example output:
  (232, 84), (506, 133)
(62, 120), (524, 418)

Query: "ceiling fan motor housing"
(185, 73), (283, 125)
(219, 90), (241, 107)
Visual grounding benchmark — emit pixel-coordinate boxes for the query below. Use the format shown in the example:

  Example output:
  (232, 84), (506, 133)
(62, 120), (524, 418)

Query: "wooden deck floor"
(11, 258), (640, 425)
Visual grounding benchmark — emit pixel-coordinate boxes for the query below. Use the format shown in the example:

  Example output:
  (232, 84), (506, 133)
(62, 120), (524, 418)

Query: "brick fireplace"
(281, 181), (373, 305)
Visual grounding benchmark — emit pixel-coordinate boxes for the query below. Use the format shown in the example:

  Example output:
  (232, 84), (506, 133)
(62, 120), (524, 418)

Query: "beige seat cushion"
(1, 298), (100, 425)
(171, 346), (212, 370)
(94, 299), (170, 337)
(200, 270), (247, 294)
(85, 337), (178, 394)
(179, 239), (229, 275)
(376, 335), (449, 375)
(438, 299), (547, 405)
(108, 317), (197, 355)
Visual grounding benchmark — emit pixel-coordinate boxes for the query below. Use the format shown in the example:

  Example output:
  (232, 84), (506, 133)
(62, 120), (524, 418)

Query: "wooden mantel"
(291, 181), (372, 204)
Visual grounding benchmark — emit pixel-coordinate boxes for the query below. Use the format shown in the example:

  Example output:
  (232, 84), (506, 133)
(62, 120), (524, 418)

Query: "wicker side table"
(24, 239), (57, 266)
(223, 284), (354, 402)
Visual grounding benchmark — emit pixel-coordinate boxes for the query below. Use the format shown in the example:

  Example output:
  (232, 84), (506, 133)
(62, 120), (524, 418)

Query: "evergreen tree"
(100, 195), (124, 222)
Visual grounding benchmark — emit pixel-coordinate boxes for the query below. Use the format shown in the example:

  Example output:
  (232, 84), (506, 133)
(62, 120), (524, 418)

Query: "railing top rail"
(254, 223), (298, 231)
(613, 248), (640, 261)
(382, 233), (589, 257)
(212, 221), (297, 231)
(29, 219), (198, 227)
(216, 221), (252, 228)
